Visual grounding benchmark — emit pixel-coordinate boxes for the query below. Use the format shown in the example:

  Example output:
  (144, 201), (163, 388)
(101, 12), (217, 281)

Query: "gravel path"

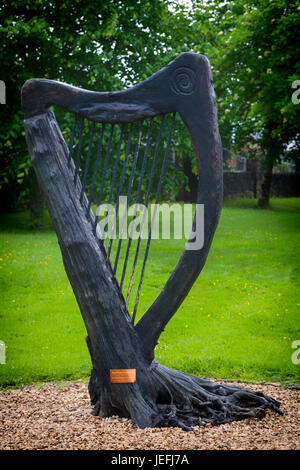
(0, 380), (299, 450)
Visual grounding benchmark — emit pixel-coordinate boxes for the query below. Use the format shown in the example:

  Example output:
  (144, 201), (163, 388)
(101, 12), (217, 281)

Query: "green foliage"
(0, 0), (195, 209)
(1, 0), (299, 208)
(0, 199), (299, 386)
(201, 0), (300, 167)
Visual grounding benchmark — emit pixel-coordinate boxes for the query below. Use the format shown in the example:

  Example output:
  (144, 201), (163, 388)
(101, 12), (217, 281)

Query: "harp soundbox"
(22, 53), (281, 429)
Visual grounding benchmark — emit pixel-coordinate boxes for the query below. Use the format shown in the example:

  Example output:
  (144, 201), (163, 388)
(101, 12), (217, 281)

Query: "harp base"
(89, 360), (283, 431)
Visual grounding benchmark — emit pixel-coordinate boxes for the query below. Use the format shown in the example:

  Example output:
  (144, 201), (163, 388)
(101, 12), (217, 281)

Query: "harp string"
(87, 124), (106, 216)
(93, 124), (115, 232)
(131, 112), (176, 324)
(74, 116), (84, 184)
(107, 123), (134, 258)
(113, 120), (144, 275)
(120, 118), (154, 291)
(102, 124), (125, 247)
(80, 121), (95, 203)
(126, 114), (166, 308)
(68, 114), (77, 168)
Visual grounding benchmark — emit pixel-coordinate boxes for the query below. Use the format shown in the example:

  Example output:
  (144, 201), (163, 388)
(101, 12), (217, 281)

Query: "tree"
(0, 0), (187, 217)
(202, 0), (300, 207)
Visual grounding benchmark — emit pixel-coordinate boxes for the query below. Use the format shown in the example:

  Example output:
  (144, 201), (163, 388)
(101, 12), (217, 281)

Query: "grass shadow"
(0, 209), (53, 232)
(223, 197), (300, 214)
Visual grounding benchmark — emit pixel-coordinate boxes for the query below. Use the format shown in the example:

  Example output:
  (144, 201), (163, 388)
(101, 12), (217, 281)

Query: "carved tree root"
(89, 361), (283, 431)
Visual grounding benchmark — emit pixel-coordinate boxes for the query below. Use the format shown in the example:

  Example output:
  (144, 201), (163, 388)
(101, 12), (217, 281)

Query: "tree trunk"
(176, 154), (198, 203)
(257, 120), (280, 209)
(258, 165), (273, 209)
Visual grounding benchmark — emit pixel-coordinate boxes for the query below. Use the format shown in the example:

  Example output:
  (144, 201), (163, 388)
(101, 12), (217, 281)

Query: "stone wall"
(223, 171), (300, 199)
(270, 173), (300, 198)
(223, 171), (256, 199)
(177, 170), (300, 201)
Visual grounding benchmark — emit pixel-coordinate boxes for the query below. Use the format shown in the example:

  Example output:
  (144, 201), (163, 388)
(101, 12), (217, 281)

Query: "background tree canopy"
(0, 0), (190, 213)
(203, 0), (300, 206)
(0, 0), (299, 214)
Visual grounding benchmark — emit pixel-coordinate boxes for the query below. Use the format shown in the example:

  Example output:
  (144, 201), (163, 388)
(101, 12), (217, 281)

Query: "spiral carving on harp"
(65, 111), (177, 323)
(170, 67), (196, 95)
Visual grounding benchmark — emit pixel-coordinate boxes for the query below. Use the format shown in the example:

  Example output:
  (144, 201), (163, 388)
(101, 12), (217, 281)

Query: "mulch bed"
(0, 380), (299, 450)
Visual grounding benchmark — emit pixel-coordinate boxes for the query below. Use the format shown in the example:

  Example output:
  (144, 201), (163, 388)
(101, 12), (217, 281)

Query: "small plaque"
(110, 369), (136, 383)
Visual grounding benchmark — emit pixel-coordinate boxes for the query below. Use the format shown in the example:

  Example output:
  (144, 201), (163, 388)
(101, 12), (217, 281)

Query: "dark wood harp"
(22, 53), (281, 430)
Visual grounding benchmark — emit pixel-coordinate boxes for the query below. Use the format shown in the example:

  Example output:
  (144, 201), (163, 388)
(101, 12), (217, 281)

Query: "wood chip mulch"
(0, 380), (299, 450)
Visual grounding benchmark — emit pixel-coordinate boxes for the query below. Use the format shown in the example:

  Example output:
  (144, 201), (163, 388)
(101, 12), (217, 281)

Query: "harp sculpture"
(22, 53), (282, 430)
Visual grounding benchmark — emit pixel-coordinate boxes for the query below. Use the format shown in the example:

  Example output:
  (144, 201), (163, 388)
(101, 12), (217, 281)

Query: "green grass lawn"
(0, 198), (299, 387)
